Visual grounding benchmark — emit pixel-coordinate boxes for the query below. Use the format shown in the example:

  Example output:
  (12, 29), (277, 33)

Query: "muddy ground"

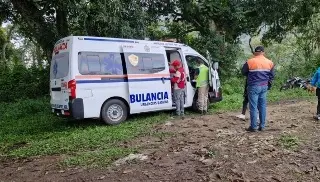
(2, 99), (320, 182)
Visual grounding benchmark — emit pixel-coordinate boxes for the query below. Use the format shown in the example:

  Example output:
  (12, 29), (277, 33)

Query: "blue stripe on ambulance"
(83, 38), (138, 43)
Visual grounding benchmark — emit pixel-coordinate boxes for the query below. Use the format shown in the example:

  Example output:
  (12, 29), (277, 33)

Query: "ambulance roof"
(58, 36), (188, 48)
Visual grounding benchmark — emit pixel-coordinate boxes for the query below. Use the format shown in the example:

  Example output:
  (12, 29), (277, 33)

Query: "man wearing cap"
(171, 60), (186, 119)
(194, 59), (209, 114)
(242, 46), (275, 132)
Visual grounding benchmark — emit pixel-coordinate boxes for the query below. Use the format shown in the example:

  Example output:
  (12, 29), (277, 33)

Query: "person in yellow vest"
(194, 59), (209, 114)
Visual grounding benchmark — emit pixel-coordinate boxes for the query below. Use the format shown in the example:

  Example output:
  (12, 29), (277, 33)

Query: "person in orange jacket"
(242, 46), (274, 132)
(171, 60), (186, 119)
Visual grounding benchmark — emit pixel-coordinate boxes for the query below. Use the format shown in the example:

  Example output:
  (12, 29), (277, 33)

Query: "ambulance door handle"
(161, 77), (165, 84)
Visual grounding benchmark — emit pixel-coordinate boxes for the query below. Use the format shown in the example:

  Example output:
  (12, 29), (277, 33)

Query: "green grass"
(279, 134), (300, 150)
(0, 88), (313, 167)
(206, 149), (217, 158)
(0, 98), (169, 165)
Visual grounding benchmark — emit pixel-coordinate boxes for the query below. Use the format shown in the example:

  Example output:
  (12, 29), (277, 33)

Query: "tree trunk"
(35, 45), (43, 69)
(1, 25), (16, 70)
(11, 0), (58, 63)
(249, 37), (254, 54)
(1, 42), (8, 68)
(55, 0), (69, 38)
(45, 49), (52, 64)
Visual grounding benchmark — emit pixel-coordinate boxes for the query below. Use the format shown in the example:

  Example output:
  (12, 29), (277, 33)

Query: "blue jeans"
(247, 85), (268, 129)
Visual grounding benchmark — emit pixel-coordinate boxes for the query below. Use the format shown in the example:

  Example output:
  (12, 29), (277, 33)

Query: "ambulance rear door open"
(122, 44), (173, 114)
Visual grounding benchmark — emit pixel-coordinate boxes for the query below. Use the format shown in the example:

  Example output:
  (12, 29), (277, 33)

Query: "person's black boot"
(246, 127), (257, 132)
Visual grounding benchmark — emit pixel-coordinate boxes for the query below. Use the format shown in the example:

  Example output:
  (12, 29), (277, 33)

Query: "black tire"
(101, 99), (128, 125)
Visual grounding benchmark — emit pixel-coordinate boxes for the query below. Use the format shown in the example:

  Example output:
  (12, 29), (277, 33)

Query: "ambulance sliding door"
(122, 44), (173, 114)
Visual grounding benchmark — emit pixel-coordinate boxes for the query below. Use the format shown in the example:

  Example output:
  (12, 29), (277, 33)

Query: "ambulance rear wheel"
(101, 99), (128, 125)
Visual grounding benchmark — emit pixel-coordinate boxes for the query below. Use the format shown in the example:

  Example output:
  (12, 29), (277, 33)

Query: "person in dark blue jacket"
(242, 46), (275, 132)
(311, 67), (320, 120)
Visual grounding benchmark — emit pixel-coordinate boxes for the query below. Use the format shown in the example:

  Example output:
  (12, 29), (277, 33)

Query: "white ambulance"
(50, 36), (222, 125)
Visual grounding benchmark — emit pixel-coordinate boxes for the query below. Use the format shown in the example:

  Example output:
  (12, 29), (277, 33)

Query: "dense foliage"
(0, 65), (48, 102)
(0, 0), (320, 102)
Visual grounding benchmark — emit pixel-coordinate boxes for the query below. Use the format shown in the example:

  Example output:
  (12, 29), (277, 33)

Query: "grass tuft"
(279, 134), (300, 150)
(63, 147), (137, 168)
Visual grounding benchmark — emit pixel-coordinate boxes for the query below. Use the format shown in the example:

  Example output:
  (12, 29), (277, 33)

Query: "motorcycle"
(280, 77), (310, 91)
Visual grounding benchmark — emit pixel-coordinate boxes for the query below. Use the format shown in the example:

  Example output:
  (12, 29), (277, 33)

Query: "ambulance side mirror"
(213, 62), (219, 70)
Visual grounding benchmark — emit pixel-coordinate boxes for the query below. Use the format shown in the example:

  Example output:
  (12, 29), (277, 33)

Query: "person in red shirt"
(169, 64), (176, 90)
(171, 60), (186, 119)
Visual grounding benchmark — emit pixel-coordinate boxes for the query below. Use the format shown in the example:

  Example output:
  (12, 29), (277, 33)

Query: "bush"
(0, 65), (49, 102)
(222, 77), (245, 95)
(0, 97), (49, 121)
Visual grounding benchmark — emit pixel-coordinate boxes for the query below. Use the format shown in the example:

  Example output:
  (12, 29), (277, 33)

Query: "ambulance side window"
(124, 53), (166, 74)
(86, 55), (101, 73)
(78, 52), (124, 75)
(185, 55), (208, 81)
(185, 55), (208, 68)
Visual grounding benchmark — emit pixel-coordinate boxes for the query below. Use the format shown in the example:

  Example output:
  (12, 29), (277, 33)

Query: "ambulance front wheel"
(101, 99), (128, 125)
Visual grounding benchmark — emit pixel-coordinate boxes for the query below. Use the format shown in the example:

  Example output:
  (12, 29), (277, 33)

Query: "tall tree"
(1, 0), (320, 63)
(0, 0), (158, 61)
(148, 0), (320, 43)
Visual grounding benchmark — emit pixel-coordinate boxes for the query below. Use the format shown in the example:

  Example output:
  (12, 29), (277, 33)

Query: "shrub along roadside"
(0, 66), (49, 103)
(0, 88), (313, 167)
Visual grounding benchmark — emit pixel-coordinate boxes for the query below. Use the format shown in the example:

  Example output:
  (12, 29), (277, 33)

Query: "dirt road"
(2, 99), (320, 182)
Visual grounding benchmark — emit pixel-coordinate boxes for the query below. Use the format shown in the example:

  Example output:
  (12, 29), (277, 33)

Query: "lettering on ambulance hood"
(53, 42), (68, 54)
(130, 92), (169, 106)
